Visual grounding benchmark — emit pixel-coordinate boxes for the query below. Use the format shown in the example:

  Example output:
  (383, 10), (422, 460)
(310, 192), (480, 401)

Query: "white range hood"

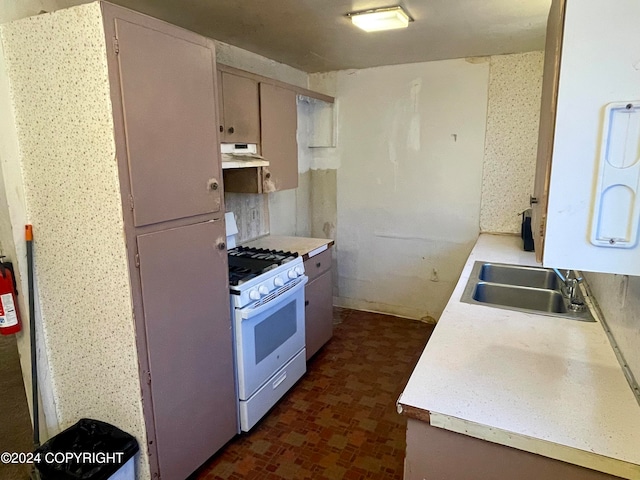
(221, 143), (269, 169)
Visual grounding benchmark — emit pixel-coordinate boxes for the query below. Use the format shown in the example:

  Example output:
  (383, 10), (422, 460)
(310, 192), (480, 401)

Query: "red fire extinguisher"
(0, 258), (21, 335)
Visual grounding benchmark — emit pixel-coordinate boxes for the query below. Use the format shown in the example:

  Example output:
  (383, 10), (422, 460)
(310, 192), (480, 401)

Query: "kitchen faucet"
(552, 268), (586, 311)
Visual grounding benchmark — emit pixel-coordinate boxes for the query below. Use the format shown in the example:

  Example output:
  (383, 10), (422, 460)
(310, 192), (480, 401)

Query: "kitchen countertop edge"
(398, 233), (640, 479)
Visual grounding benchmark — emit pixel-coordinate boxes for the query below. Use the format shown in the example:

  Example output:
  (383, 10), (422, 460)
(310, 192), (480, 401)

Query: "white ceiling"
(75, 0), (552, 72)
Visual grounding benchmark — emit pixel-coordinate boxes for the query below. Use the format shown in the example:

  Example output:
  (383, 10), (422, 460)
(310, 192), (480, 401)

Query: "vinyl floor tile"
(194, 308), (433, 480)
(0, 335), (33, 480)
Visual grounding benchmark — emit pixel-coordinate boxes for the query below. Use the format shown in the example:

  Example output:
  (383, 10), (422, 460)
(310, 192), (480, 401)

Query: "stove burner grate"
(227, 247), (298, 287)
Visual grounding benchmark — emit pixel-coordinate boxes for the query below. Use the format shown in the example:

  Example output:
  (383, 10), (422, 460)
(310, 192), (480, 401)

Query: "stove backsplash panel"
(225, 192), (269, 242)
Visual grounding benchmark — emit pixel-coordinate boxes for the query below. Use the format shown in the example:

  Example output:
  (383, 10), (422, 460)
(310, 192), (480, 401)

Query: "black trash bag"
(34, 418), (139, 480)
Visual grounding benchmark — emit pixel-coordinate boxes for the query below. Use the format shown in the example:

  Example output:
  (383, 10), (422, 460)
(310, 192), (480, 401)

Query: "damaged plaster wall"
(304, 77), (339, 242)
(268, 95), (338, 239)
(267, 98), (312, 238)
(310, 169), (337, 240)
(305, 74), (340, 296)
(224, 192), (269, 242)
(329, 59), (490, 320)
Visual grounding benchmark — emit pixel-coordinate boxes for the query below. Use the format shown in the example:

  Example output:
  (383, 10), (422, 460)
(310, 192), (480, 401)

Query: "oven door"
(235, 276), (307, 400)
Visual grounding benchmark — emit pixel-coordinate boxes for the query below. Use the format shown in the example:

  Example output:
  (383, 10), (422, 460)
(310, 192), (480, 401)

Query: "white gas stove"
(226, 243), (308, 432)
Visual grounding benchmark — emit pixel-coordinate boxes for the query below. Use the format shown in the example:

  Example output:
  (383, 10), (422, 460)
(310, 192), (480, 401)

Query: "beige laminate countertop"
(398, 234), (640, 479)
(241, 235), (334, 260)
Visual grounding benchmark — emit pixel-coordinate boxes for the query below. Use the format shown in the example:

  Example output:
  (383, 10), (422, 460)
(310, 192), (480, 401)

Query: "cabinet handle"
(228, 126), (235, 134)
(217, 242), (226, 250)
(209, 180), (219, 191)
(305, 300), (309, 306)
(316, 262), (321, 268)
(219, 125), (223, 133)
(265, 172), (271, 179)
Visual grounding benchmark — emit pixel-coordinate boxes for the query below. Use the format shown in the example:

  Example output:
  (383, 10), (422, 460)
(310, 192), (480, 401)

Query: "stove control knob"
(274, 276), (284, 287)
(295, 266), (304, 276)
(249, 289), (261, 301)
(288, 269), (298, 279)
(258, 285), (269, 295)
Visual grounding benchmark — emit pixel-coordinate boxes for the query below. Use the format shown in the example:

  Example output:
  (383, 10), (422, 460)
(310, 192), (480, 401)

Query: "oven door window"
(254, 301), (296, 363)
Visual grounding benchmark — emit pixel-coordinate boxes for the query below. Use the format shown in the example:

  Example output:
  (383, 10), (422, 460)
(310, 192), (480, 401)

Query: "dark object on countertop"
(521, 209), (534, 252)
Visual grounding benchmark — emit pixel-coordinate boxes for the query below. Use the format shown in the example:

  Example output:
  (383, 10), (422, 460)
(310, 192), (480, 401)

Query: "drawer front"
(239, 348), (306, 431)
(304, 247), (332, 282)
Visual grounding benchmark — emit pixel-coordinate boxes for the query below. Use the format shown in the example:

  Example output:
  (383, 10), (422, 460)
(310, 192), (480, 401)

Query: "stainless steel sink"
(461, 261), (595, 322)
(478, 263), (560, 290)
(473, 282), (567, 313)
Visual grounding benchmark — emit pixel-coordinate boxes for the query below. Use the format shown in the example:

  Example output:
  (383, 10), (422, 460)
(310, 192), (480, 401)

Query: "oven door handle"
(240, 276), (308, 321)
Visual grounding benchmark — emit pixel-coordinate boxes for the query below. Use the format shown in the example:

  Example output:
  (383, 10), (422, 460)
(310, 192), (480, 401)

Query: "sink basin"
(473, 282), (567, 313)
(461, 261), (595, 322)
(478, 263), (560, 290)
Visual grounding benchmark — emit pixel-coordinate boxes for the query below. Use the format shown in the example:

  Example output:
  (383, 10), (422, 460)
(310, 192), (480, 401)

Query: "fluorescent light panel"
(349, 6), (411, 32)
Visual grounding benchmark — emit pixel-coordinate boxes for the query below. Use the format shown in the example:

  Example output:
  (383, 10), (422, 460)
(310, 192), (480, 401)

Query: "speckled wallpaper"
(1, 3), (149, 477)
(480, 52), (544, 234)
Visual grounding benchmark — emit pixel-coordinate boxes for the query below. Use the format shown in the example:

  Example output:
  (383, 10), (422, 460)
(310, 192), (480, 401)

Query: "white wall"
(480, 52), (544, 233)
(332, 59), (490, 320)
(315, 52), (545, 320)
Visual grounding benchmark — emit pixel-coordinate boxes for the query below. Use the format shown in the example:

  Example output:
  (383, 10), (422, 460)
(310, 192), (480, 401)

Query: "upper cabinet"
(260, 83), (299, 191)
(219, 66), (335, 194)
(533, 0), (640, 275)
(218, 71), (260, 144)
(114, 17), (223, 227)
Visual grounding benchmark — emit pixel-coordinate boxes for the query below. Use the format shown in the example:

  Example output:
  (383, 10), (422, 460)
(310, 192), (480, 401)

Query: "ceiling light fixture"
(347, 6), (412, 32)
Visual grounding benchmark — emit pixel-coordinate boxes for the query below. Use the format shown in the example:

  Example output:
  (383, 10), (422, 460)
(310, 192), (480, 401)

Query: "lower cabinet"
(304, 248), (333, 359)
(136, 220), (237, 480)
(405, 419), (622, 480)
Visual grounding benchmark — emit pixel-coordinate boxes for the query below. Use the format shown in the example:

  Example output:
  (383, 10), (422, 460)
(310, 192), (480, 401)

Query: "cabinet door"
(541, 0), (640, 274)
(260, 83), (299, 191)
(115, 19), (222, 227)
(220, 72), (260, 143)
(137, 220), (237, 480)
(532, 0), (566, 263)
(305, 269), (333, 360)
